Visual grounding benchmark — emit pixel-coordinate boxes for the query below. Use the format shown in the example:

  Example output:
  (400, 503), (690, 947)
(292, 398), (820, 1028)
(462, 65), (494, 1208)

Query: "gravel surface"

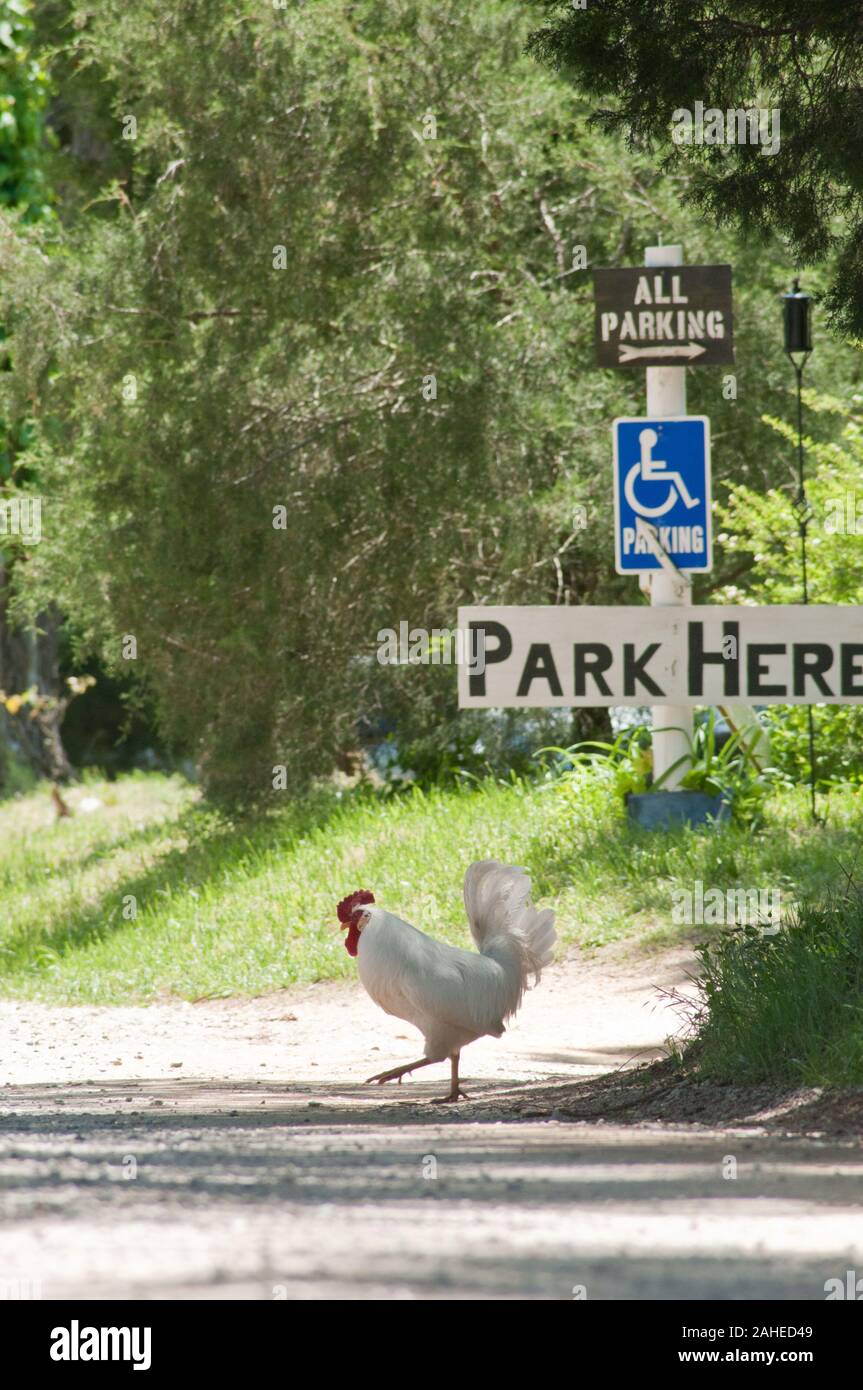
(2, 944), (861, 1300)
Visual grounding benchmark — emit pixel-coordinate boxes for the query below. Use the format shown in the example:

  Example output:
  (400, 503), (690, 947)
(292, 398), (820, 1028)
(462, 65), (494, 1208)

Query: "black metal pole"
(793, 361), (817, 822)
(794, 361), (808, 603)
(783, 278), (816, 823)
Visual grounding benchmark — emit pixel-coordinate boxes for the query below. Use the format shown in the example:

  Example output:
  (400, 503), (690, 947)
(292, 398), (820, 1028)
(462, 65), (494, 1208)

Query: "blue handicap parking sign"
(612, 416), (712, 574)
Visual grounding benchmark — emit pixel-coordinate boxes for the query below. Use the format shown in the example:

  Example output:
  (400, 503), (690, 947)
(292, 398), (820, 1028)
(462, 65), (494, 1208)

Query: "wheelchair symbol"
(623, 428), (700, 519)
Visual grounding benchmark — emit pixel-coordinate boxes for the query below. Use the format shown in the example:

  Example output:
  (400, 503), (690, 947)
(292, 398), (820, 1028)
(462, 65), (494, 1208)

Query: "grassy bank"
(0, 770), (861, 1009)
(686, 887), (863, 1088)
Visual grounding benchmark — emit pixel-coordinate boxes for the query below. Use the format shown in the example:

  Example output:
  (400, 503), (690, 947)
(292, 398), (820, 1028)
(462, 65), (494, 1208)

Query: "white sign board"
(457, 606), (863, 708)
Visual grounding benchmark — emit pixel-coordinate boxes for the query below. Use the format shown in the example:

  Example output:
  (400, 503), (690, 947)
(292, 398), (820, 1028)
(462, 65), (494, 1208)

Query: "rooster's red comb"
(336, 889), (375, 924)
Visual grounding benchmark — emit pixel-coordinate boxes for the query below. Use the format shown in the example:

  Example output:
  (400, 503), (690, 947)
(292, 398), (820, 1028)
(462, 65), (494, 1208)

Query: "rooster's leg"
(365, 1058), (436, 1086)
(431, 1053), (469, 1105)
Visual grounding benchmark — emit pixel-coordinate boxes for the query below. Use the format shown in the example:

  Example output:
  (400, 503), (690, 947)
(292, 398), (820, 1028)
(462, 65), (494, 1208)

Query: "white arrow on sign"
(618, 342), (707, 363)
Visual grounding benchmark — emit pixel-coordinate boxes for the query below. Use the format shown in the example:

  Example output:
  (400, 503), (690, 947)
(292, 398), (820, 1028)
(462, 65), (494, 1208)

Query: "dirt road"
(1, 944), (861, 1300)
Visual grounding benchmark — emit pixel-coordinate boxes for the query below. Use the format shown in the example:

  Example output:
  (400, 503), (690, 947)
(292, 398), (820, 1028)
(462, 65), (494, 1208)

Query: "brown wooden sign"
(594, 264), (734, 368)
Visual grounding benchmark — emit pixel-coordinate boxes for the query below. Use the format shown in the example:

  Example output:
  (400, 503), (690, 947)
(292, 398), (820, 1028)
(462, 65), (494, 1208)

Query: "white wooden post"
(644, 243), (693, 787)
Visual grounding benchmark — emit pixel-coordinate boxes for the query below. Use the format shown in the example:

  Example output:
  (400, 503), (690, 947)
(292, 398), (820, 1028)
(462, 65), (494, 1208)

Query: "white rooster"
(337, 861), (556, 1102)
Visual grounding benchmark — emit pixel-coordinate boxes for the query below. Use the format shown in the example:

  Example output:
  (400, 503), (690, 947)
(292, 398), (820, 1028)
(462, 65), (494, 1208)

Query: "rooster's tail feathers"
(463, 860), (556, 987)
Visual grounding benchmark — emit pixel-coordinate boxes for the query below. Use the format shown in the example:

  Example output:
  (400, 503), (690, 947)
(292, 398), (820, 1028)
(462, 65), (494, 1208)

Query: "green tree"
(716, 385), (863, 784)
(0, 0), (68, 786)
(0, 0), (857, 800)
(0, 0), (50, 220)
(526, 0), (863, 335)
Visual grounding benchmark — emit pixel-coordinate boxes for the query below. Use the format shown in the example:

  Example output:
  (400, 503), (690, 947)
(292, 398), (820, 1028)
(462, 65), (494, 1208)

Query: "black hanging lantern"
(782, 277), (813, 355)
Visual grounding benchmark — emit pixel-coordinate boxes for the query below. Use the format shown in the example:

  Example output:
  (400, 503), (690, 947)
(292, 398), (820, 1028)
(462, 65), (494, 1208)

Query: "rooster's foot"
(365, 1059), (432, 1086)
(430, 1088), (469, 1104)
(366, 1066), (409, 1085)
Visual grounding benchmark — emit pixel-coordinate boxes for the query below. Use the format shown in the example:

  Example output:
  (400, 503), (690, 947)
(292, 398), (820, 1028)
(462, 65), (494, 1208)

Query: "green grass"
(688, 887), (863, 1087)
(0, 769), (862, 1007)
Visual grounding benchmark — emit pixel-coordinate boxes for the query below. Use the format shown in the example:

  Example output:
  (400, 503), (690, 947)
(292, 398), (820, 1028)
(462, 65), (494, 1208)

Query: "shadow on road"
(2, 1077), (862, 1300)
